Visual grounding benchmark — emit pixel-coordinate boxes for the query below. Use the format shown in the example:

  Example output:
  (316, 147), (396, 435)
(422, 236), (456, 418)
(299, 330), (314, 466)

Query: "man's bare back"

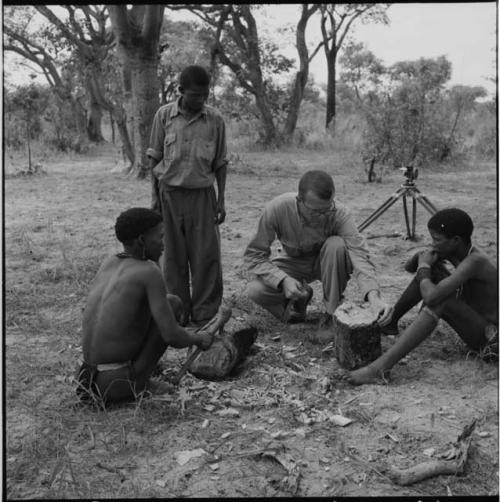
(82, 256), (161, 365)
(77, 208), (214, 404)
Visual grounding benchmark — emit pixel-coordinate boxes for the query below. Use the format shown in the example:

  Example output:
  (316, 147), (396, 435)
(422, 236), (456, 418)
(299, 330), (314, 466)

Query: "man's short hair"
(179, 65), (210, 90)
(298, 170), (335, 200)
(427, 208), (473, 244)
(115, 208), (162, 244)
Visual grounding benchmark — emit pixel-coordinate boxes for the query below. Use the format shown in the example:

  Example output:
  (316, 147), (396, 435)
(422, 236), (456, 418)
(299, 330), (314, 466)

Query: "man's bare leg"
(347, 308), (438, 385)
(440, 299), (488, 351)
(348, 296), (488, 385)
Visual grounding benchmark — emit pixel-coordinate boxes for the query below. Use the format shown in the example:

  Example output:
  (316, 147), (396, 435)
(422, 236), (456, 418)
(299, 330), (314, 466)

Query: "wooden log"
(333, 301), (382, 370)
(388, 420), (476, 486)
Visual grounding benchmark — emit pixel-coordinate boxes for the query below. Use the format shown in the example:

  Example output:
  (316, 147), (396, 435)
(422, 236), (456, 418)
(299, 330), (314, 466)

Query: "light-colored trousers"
(247, 236), (353, 316)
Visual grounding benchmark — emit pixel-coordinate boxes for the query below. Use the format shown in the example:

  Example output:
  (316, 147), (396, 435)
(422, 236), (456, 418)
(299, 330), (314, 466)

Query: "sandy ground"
(4, 144), (498, 498)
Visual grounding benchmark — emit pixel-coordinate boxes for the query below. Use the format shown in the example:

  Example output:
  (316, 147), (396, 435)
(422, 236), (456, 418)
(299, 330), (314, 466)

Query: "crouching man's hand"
(367, 290), (392, 326)
(281, 276), (307, 301)
(194, 330), (214, 350)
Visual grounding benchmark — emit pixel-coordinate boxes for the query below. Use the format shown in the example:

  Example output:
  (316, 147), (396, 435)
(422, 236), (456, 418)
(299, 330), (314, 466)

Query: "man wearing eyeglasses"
(244, 170), (392, 328)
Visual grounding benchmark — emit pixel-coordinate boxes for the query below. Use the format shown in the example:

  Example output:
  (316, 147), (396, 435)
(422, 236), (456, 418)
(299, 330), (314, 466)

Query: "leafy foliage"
(339, 44), (491, 166)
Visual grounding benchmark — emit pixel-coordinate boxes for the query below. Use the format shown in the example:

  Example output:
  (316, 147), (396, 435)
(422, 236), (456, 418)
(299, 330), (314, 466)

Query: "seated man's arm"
(419, 255), (479, 307)
(144, 267), (209, 348)
(243, 206), (288, 289)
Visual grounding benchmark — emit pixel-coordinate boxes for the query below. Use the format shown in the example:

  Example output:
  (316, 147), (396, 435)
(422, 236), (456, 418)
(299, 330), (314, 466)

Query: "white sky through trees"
(4, 3), (497, 97)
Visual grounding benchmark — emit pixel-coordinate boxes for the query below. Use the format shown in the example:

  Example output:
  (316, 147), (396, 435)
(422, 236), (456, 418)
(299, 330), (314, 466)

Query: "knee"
(167, 294), (184, 321)
(321, 236), (347, 256)
(246, 279), (267, 304)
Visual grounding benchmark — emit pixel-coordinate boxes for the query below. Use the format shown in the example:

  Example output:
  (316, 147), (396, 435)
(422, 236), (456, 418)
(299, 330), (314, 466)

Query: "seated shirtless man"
(76, 208), (213, 404)
(348, 208), (498, 385)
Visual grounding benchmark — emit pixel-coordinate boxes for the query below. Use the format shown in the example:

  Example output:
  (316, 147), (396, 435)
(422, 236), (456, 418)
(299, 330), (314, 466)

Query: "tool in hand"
(283, 279), (311, 323)
(174, 305), (232, 385)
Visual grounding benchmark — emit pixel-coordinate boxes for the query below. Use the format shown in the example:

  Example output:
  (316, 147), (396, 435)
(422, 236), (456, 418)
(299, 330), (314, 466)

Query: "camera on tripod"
(400, 165), (418, 184)
(359, 163), (437, 239)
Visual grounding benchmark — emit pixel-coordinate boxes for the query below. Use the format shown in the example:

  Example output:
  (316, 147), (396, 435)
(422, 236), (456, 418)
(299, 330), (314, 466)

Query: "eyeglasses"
(297, 196), (336, 215)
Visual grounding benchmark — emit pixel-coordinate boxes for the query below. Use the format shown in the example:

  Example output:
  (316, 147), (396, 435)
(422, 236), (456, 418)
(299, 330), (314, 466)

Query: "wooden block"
(333, 302), (381, 370)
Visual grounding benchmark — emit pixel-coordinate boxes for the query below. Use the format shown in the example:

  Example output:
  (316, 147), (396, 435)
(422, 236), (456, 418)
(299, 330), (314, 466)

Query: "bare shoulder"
(124, 259), (163, 281)
(464, 248), (497, 277)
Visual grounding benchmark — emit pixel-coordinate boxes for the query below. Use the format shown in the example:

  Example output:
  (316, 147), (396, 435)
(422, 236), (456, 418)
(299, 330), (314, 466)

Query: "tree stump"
(333, 302), (382, 370)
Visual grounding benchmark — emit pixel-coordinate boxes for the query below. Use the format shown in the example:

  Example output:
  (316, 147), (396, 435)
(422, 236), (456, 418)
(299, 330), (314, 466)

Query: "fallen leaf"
(203, 405), (215, 412)
(478, 431), (491, 438)
(440, 447), (458, 460)
(330, 414), (353, 427)
(174, 448), (207, 466)
(220, 432), (231, 439)
(423, 447), (435, 457)
(209, 463), (219, 471)
(216, 408), (240, 417)
(294, 427), (307, 438)
(201, 419), (209, 429)
(271, 430), (289, 439)
(155, 479), (166, 488)
(386, 433), (400, 443)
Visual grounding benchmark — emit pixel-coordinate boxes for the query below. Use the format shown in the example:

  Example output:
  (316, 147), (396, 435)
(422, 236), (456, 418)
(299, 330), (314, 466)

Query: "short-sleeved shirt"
(147, 98), (227, 189)
(244, 192), (380, 300)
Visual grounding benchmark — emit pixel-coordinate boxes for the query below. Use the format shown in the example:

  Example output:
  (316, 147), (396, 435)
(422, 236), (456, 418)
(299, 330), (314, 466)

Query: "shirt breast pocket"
(163, 132), (177, 160)
(196, 137), (216, 164)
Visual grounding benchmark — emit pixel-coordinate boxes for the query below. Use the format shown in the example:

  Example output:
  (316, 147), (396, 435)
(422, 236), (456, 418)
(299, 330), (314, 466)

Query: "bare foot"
(347, 365), (390, 386)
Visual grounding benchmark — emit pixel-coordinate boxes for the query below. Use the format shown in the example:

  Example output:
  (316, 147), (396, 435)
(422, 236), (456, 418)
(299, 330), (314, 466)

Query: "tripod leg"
(358, 188), (405, 232)
(417, 194), (438, 215)
(412, 194), (417, 239)
(402, 194), (412, 239)
(412, 187), (438, 215)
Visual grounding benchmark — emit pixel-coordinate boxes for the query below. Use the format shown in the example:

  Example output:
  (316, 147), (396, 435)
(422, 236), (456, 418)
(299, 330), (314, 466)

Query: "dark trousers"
(159, 185), (223, 322)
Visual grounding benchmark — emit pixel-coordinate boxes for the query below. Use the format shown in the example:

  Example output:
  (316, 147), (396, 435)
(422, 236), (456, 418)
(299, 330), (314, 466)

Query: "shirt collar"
(172, 96), (207, 119)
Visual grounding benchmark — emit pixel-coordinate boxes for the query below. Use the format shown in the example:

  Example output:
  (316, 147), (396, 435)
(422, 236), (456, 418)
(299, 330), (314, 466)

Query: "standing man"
(244, 170), (391, 327)
(147, 65), (228, 326)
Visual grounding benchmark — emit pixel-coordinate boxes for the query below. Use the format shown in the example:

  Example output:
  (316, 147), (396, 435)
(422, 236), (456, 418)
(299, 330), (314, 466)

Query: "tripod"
(358, 172), (438, 240)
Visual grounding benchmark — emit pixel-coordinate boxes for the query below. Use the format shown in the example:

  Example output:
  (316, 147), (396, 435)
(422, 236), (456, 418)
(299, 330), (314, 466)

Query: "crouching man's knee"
(321, 235), (347, 257)
(246, 279), (269, 305)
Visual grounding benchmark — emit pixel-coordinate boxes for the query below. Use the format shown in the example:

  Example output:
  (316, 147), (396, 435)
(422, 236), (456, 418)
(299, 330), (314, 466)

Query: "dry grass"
(4, 141), (498, 498)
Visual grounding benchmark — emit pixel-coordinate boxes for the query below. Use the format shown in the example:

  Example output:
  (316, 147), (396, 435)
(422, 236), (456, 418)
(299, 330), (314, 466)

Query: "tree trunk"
(114, 104), (135, 168)
(71, 99), (89, 152)
(87, 101), (104, 142)
(108, 4), (164, 178)
(325, 53), (337, 130)
(130, 59), (160, 178)
(254, 91), (278, 146)
(109, 111), (116, 144)
(282, 5), (318, 140)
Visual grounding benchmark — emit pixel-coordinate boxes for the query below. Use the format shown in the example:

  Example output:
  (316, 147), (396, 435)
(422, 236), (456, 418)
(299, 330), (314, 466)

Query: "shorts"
(76, 360), (132, 404)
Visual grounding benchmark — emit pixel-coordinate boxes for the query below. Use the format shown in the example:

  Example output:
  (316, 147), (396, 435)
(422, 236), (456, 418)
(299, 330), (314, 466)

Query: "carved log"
(333, 302), (381, 370)
(188, 326), (258, 380)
